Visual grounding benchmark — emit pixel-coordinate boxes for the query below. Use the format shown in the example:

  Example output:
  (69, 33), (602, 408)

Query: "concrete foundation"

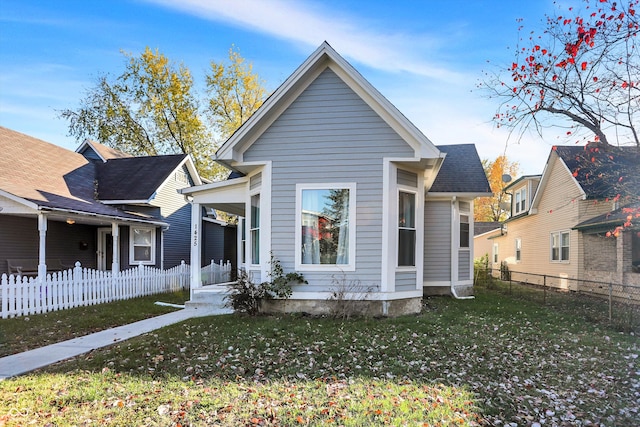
(261, 297), (423, 317)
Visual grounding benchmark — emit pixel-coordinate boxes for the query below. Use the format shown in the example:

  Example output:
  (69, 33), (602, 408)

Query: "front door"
(97, 228), (113, 270)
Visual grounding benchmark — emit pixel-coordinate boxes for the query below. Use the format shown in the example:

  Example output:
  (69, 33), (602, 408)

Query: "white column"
(37, 213), (47, 279)
(190, 202), (202, 290)
(111, 222), (120, 273)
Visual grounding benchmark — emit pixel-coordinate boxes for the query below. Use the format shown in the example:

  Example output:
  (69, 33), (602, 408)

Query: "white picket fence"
(201, 259), (233, 285)
(0, 261), (192, 319)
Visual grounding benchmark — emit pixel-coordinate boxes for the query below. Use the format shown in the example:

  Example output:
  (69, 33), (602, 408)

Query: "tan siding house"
(480, 144), (640, 290)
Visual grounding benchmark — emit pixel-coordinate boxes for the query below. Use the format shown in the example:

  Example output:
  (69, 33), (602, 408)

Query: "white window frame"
(493, 243), (499, 264)
(515, 238), (522, 262)
(550, 231), (570, 262)
(514, 187), (527, 214)
(129, 226), (156, 265)
(397, 188), (417, 268)
(249, 193), (260, 266)
(459, 213), (470, 249)
(295, 183), (356, 271)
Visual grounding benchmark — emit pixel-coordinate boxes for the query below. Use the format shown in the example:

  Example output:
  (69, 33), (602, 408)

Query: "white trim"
(0, 189), (39, 212)
(381, 160), (394, 292)
(423, 281), (451, 287)
(550, 230), (571, 263)
(129, 226), (156, 265)
(294, 182), (357, 272)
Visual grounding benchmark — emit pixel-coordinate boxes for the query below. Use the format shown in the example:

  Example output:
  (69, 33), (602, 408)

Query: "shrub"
(225, 254), (306, 315)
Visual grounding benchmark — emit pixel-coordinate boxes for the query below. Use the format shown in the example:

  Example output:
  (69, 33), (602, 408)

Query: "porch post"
(190, 202), (202, 291)
(37, 213), (47, 279)
(111, 222), (120, 273)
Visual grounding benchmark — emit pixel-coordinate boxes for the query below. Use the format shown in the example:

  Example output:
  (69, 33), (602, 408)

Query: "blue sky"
(0, 0), (567, 175)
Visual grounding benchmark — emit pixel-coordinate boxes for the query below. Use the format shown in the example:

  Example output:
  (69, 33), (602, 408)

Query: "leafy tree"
(482, 0), (639, 148)
(206, 46), (267, 141)
(474, 155), (519, 222)
(61, 46), (267, 180)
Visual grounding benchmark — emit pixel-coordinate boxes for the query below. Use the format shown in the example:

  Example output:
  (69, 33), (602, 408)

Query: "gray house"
(181, 43), (491, 315)
(0, 127), (219, 276)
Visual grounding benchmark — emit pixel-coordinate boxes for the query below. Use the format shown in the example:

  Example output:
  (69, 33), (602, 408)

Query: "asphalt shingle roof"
(430, 144), (492, 194)
(96, 154), (186, 201)
(0, 126), (180, 223)
(554, 144), (640, 200)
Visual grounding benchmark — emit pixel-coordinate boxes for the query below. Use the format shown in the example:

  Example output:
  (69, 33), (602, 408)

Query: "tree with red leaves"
(482, 0), (639, 148)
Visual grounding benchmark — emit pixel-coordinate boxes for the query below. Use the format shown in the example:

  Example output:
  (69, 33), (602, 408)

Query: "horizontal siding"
(0, 215), (98, 274)
(244, 68), (414, 291)
(458, 250), (470, 280)
(424, 201), (451, 281)
(492, 155), (617, 286)
(398, 169), (418, 187)
(154, 169), (193, 268)
(395, 271), (417, 292)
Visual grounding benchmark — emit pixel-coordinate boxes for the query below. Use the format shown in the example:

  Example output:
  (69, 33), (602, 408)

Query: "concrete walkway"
(0, 305), (230, 380)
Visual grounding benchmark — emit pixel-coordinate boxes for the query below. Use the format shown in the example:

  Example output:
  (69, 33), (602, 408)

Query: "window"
(296, 183), (355, 270)
(398, 191), (416, 266)
(493, 243), (499, 263)
(250, 194), (260, 264)
(240, 218), (246, 265)
(515, 238), (522, 262)
(460, 214), (470, 248)
(130, 227), (155, 265)
(551, 231), (570, 261)
(514, 187), (527, 214)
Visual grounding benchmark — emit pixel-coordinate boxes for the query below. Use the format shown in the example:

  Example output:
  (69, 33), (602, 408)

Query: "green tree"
(206, 46), (267, 141)
(60, 46), (267, 180)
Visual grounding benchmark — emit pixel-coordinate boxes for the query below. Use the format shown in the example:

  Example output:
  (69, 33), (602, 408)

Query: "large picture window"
(398, 191), (416, 266)
(296, 183), (355, 270)
(551, 231), (570, 262)
(129, 227), (155, 265)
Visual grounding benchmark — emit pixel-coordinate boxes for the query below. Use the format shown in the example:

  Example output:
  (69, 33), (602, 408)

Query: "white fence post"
(1, 260), (197, 318)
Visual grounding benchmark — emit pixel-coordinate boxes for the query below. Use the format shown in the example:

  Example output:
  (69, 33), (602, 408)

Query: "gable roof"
(0, 126), (162, 223)
(474, 221), (502, 236)
(76, 140), (132, 162)
(96, 154), (188, 202)
(0, 126), (199, 224)
(215, 42), (443, 171)
(429, 144), (492, 195)
(554, 144), (640, 199)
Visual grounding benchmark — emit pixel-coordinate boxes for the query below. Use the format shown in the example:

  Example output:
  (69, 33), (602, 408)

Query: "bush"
(224, 254), (306, 315)
(473, 254), (493, 288)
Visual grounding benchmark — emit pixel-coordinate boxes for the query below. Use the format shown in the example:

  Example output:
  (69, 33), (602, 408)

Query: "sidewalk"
(0, 305), (230, 380)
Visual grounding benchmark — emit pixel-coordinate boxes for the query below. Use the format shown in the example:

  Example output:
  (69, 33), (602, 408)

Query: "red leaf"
(572, 170), (579, 177)
(593, 76), (598, 82)
(581, 61), (588, 71)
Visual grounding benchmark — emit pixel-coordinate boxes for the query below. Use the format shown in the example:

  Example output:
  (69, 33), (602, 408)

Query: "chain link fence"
(474, 264), (640, 333)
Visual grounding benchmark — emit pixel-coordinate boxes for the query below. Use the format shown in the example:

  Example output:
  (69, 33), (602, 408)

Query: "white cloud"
(143, 0), (463, 82)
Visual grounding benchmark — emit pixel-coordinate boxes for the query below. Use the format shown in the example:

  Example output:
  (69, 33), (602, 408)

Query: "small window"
(130, 227), (155, 265)
(296, 183), (355, 270)
(515, 238), (522, 262)
(250, 194), (260, 264)
(240, 218), (246, 265)
(551, 231), (570, 262)
(398, 191), (416, 266)
(460, 214), (470, 248)
(514, 187), (527, 214)
(493, 243), (499, 263)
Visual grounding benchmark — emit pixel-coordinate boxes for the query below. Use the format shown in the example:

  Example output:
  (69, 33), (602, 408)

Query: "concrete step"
(185, 286), (233, 313)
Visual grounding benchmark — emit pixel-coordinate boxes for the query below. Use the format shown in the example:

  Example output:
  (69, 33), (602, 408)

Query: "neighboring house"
(473, 221), (502, 262)
(180, 42), (491, 315)
(0, 127), (213, 276)
(484, 143), (640, 289)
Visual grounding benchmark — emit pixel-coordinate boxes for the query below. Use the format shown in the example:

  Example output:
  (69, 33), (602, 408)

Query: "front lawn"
(1, 288), (638, 426)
